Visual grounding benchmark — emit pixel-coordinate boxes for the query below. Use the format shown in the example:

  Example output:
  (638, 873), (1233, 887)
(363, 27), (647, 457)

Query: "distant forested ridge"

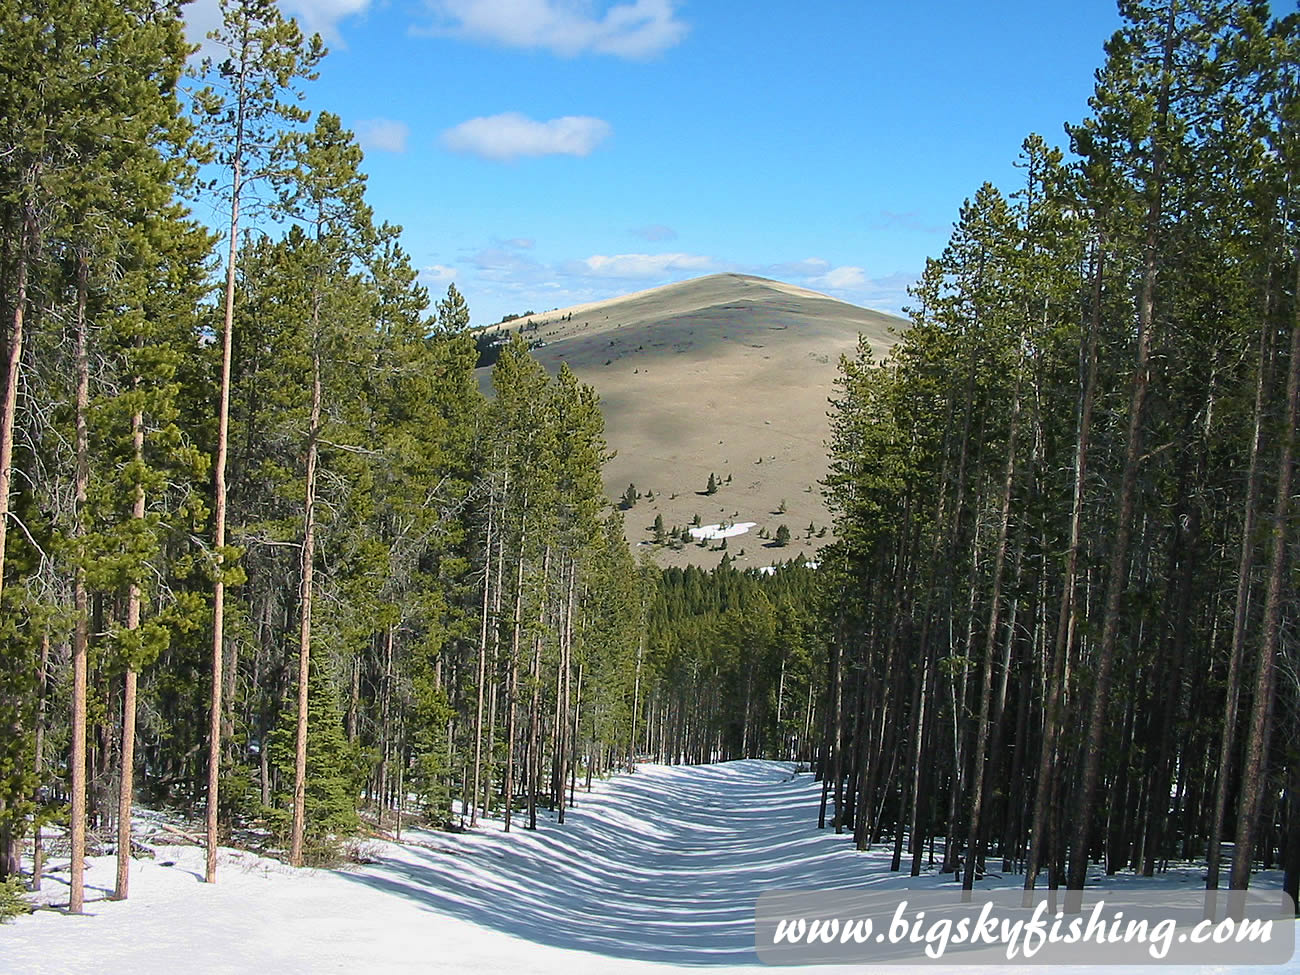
(815, 0), (1299, 902)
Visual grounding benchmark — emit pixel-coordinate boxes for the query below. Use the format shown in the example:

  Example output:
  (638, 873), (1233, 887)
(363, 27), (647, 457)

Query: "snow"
(688, 522), (756, 540)
(2, 761), (1296, 974)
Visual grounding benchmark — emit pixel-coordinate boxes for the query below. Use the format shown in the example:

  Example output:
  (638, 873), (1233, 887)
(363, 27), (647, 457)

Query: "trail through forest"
(4, 760), (1295, 973)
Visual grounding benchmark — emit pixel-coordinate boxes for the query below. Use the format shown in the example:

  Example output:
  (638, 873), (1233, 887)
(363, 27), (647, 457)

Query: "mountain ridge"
(475, 273), (908, 569)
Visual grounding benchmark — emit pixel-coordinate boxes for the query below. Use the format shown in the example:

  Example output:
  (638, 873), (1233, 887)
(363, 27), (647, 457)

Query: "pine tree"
(436, 282), (470, 333)
(0, 0), (206, 909)
(280, 110), (375, 867)
(191, 0), (325, 884)
(268, 662), (361, 855)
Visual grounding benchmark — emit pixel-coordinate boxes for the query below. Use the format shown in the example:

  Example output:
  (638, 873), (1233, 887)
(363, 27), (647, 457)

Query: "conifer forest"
(0, 0), (1297, 932)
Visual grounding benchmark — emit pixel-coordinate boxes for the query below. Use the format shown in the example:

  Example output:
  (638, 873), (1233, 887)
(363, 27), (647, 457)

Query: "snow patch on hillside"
(688, 522), (756, 540)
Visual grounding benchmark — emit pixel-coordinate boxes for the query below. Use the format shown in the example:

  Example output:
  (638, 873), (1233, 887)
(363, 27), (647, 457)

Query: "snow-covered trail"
(2, 760), (1296, 973)
(334, 760), (864, 964)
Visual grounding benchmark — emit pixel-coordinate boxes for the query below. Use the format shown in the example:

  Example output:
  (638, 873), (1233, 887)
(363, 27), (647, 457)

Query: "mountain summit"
(477, 273), (906, 568)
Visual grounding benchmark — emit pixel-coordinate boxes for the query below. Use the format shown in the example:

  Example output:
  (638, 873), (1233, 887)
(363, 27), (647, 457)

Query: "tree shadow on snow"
(334, 760), (894, 965)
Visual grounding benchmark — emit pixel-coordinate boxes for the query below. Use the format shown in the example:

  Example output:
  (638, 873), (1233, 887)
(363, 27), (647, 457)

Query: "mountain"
(476, 273), (906, 569)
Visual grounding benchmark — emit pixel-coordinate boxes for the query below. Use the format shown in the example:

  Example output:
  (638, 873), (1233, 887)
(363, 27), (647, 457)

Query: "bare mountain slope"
(476, 273), (906, 569)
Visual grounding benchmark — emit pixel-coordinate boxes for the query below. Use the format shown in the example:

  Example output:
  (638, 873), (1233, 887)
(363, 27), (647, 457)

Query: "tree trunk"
(910, 649), (936, 878)
(471, 462), (496, 826)
(69, 254), (90, 914)
(943, 493), (985, 876)
(290, 338), (322, 867)
(1208, 272), (1276, 889)
(31, 631), (50, 890)
(0, 199), (35, 605)
(503, 649), (518, 831)
(630, 626), (644, 768)
(557, 560), (576, 824)
(485, 522), (505, 814)
(830, 638), (845, 832)
(1066, 1), (1174, 902)
(207, 144), (243, 886)
(964, 371), (1022, 893)
(347, 654), (359, 742)
(395, 743), (404, 843)
(1026, 238), (1102, 890)
(1283, 760), (1299, 914)
(1230, 256), (1300, 891)
(114, 403), (147, 900)
(502, 503), (526, 833)
(527, 617), (544, 831)
(568, 659), (583, 810)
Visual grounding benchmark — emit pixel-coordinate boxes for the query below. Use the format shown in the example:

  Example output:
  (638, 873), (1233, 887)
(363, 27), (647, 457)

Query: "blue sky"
(185, 0), (1124, 326)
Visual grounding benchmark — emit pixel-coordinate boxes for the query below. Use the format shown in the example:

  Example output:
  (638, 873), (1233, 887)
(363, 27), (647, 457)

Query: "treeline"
(0, 0), (651, 911)
(641, 560), (821, 765)
(816, 0), (1299, 903)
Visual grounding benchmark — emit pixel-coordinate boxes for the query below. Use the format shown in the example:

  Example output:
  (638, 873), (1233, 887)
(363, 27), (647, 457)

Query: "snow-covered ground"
(2, 761), (1296, 973)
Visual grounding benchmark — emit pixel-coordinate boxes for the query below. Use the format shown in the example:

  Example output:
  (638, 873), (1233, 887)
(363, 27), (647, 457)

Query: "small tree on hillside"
(621, 483), (637, 509)
(653, 513), (665, 543)
(705, 473), (718, 495)
(774, 524), (791, 547)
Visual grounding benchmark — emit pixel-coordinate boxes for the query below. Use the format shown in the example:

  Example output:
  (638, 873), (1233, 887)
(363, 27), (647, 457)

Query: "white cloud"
(812, 266), (867, 289)
(764, 258), (866, 292)
(424, 0), (686, 58)
(857, 271), (918, 315)
(757, 258), (913, 312)
(183, 0), (224, 52)
(581, 252), (714, 278)
(356, 118), (410, 153)
(421, 264), (458, 284)
(185, 0), (369, 54)
(442, 113), (611, 161)
(289, 0), (371, 41)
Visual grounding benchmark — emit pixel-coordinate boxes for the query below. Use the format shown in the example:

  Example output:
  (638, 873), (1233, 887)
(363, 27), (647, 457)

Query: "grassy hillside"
(476, 273), (906, 569)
